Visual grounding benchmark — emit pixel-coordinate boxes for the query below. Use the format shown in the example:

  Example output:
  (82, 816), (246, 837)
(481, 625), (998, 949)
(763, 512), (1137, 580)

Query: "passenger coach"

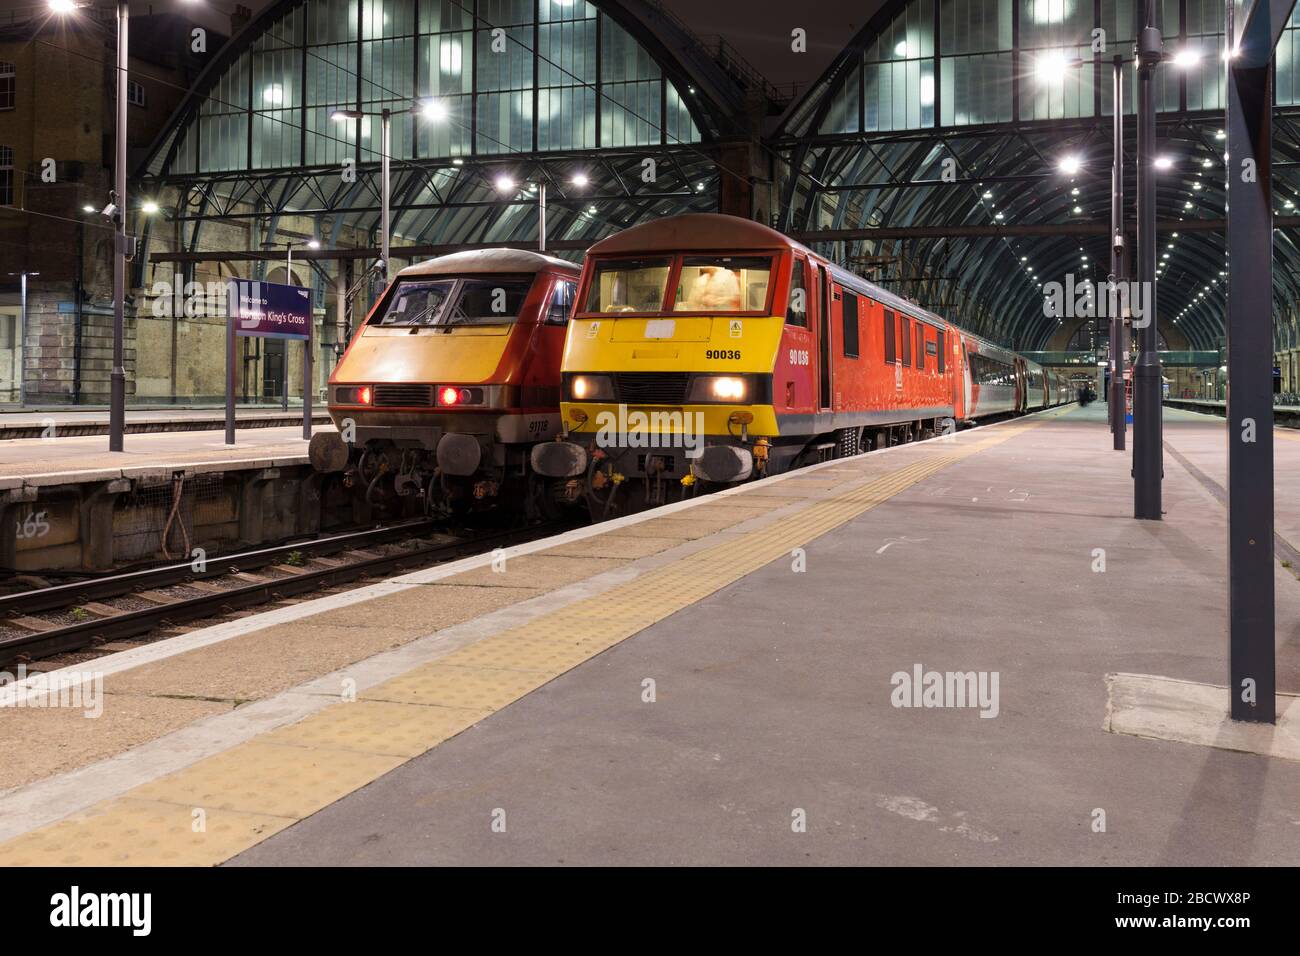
(532, 214), (1066, 516)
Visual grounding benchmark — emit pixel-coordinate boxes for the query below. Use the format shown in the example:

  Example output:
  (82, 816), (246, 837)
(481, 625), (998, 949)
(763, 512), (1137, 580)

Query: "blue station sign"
(227, 278), (311, 340)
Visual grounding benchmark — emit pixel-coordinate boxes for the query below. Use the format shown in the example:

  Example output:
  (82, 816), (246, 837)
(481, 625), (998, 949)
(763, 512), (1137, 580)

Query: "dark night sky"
(134, 0), (876, 91)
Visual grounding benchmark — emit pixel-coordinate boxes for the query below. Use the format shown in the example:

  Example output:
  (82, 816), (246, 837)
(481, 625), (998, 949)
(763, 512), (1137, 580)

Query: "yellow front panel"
(561, 314), (786, 438)
(563, 315), (784, 374)
(561, 402), (781, 437)
(334, 325), (511, 385)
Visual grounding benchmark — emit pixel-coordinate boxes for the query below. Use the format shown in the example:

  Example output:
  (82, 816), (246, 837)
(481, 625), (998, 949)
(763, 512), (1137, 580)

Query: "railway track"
(0, 518), (575, 669)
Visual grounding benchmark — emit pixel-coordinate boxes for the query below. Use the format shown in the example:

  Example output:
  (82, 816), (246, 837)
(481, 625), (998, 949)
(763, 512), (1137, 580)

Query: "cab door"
(815, 265), (832, 411)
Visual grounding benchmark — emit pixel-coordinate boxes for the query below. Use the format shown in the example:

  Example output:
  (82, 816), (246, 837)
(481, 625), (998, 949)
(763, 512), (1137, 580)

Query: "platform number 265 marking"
(15, 511), (51, 539)
(789, 349), (810, 367)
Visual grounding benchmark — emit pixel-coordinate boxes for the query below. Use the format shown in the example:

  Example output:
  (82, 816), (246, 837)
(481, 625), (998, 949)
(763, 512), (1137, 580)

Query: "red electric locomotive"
(532, 214), (1068, 516)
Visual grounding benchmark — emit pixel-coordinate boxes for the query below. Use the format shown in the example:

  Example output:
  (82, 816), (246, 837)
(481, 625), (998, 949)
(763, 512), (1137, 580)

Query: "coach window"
(883, 309), (896, 362)
(546, 279), (577, 324)
(787, 258), (808, 327)
(900, 316), (912, 367)
(915, 324), (925, 371)
(842, 291), (859, 358)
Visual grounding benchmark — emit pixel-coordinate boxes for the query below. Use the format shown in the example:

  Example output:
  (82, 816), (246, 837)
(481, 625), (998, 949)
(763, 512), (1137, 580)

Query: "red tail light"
(359, 386), (372, 405)
(439, 386), (461, 406)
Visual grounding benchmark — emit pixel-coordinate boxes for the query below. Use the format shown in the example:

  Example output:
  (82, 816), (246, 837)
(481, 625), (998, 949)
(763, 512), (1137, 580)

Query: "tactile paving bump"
(128, 741), (404, 820)
(261, 699), (490, 757)
(0, 798), (295, 867)
(362, 662), (552, 711)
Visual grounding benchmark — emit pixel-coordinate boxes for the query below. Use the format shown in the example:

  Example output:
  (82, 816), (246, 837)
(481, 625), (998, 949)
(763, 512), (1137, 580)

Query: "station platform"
(0, 425), (326, 572)
(0, 407), (329, 441)
(1, 403), (1298, 866)
(0, 424), (314, 485)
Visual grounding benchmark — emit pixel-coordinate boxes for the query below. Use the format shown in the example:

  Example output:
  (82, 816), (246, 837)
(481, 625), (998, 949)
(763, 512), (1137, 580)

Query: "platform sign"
(224, 279), (314, 445)
(228, 278), (311, 340)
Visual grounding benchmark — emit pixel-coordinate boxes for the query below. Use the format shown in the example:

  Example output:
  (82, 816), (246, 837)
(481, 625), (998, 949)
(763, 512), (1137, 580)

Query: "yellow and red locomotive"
(311, 248), (580, 517)
(530, 214), (1067, 517)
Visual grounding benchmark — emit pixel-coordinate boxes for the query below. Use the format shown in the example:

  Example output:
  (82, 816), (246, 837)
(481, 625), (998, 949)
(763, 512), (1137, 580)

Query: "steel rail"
(0, 520), (573, 667)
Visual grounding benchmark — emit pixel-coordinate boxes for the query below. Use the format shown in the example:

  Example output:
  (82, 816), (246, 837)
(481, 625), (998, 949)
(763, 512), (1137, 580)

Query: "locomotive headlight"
(568, 374), (613, 401)
(710, 377), (746, 401)
(687, 375), (748, 402)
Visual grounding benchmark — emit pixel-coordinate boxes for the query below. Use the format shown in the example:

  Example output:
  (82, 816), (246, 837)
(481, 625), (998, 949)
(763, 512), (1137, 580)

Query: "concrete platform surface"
(0, 403), (1296, 867)
(0, 425), (321, 482)
(227, 404), (1300, 866)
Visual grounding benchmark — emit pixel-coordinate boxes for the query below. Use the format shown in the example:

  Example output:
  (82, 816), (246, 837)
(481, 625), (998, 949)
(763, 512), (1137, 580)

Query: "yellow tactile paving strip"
(0, 422), (1040, 866)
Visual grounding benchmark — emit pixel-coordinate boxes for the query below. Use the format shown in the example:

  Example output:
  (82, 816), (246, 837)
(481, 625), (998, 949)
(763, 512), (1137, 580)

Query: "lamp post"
(1131, 13), (1204, 517)
(495, 171), (589, 252)
(284, 237), (319, 283)
(332, 100), (446, 280)
(48, 0), (128, 450)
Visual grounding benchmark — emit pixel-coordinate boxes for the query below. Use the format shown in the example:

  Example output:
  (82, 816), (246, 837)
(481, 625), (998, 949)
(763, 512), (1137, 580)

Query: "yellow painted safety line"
(0, 421), (1040, 866)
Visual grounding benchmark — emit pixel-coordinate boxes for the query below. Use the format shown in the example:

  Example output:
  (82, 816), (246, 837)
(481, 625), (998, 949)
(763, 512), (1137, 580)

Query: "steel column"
(109, 0), (128, 452)
(1224, 0), (1296, 723)
(1133, 3), (1163, 519)
(380, 109), (392, 280)
(1111, 54), (1127, 451)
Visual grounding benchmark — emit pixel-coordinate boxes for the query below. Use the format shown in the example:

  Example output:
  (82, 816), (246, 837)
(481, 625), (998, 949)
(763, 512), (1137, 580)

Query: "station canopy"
(138, 0), (756, 269)
(771, 0), (1300, 353)
(137, 0), (1300, 354)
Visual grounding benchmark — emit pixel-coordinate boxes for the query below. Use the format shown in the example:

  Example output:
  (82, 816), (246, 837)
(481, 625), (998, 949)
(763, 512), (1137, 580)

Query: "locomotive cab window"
(841, 291), (859, 358)
(584, 257), (671, 314)
(787, 258), (808, 327)
(674, 255), (772, 313)
(547, 279), (577, 324)
(372, 276), (532, 328)
(450, 278), (533, 325)
(373, 279), (458, 327)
